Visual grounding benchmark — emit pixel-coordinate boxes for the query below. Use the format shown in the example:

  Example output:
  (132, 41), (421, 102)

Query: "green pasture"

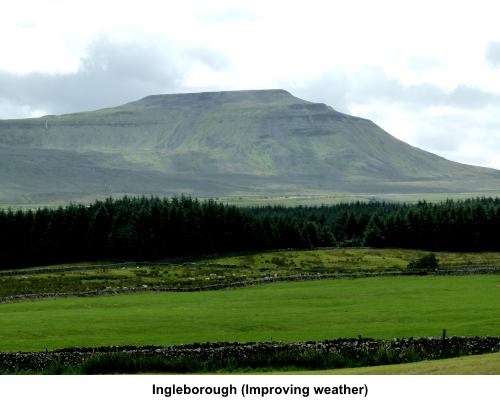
(218, 191), (500, 207)
(3, 248), (500, 298)
(0, 275), (498, 352)
(199, 248), (500, 270)
(280, 352), (500, 375)
(4, 191), (500, 210)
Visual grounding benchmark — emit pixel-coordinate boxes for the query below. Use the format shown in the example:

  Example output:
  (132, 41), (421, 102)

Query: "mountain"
(1, 89), (500, 204)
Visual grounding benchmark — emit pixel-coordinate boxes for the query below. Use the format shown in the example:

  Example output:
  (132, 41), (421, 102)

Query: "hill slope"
(1, 89), (499, 204)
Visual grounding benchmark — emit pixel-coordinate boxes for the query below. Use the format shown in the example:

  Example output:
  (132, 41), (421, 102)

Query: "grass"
(288, 352), (500, 375)
(2, 248), (500, 298)
(199, 248), (500, 269)
(5, 191), (500, 210)
(218, 192), (500, 207)
(0, 275), (498, 352)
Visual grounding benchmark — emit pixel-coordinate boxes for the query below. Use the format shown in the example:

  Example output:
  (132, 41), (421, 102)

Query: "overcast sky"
(1, 0), (500, 169)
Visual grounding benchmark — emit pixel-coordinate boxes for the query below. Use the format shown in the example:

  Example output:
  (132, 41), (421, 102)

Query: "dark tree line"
(0, 196), (333, 269)
(1, 196), (500, 269)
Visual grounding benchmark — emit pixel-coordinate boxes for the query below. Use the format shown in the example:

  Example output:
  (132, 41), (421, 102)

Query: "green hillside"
(2, 89), (500, 204)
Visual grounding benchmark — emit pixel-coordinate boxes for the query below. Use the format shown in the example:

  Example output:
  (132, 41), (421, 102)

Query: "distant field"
(4, 191), (500, 210)
(280, 352), (500, 375)
(2, 248), (500, 297)
(0, 275), (498, 352)
(199, 248), (500, 270)
(218, 192), (500, 206)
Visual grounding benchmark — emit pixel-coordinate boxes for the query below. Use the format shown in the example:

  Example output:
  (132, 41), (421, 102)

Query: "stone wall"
(1, 336), (499, 373)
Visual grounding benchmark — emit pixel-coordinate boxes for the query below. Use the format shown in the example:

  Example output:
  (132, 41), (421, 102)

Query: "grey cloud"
(413, 112), (500, 168)
(486, 42), (500, 67)
(298, 70), (436, 112)
(80, 39), (179, 83)
(412, 117), (470, 153)
(290, 71), (350, 113)
(348, 67), (500, 109)
(292, 67), (500, 116)
(349, 68), (441, 105)
(447, 85), (500, 108)
(185, 47), (229, 71)
(380, 103), (500, 169)
(292, 68), (500, 169)
(0, 38), (227, 117)
(0, 99), (45, 119)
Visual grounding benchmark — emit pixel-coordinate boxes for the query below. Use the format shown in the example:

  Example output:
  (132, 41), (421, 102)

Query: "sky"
(1, 0), (500, 169)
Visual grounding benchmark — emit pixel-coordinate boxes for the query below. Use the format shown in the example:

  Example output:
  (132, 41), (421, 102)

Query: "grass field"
(3, 248), (500, 298)
(0, 275), (498, 352)
(4, 191), (500, 210)
(289, 352), (500, 375)
(218, 192), (500, 207)
(199, 248), (500, 269)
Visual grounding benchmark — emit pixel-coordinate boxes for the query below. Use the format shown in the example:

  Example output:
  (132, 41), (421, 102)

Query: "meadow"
(283, 352), (500, 375)
(0, 275), (498, 352)
(2, 248), (500, 297)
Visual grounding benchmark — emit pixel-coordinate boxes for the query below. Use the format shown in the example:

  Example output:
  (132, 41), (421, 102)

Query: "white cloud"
(1, 0), (500, 168)
(486, 42), (500, 67)
(0, 36), (230, 116)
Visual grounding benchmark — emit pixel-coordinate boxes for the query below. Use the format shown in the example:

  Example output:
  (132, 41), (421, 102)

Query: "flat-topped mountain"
(1, 89), (499, 204)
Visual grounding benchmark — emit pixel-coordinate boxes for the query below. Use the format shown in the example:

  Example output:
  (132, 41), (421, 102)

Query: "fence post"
(441, 329), (447, 357)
